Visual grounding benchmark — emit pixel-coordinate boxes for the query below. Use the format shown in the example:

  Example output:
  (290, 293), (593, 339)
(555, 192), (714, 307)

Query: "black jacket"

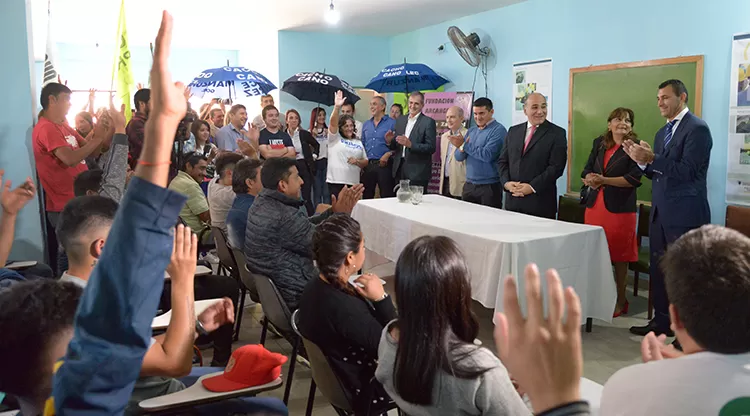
(499, 120), (568, 219)
(297, 128), (321, 175)
(580, 136), (642, 213)
(390, 113), (437, 184)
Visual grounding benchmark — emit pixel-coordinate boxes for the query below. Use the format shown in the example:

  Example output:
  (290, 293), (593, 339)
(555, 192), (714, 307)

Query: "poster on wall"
(423, 91), (475, 194)
(727, 33), (750, 206)
(512, 59), (553, 126)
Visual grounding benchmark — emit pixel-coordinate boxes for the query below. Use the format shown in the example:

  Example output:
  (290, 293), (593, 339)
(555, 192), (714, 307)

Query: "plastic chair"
(212, 226), (246, 341)
(291, 310), (401, 416)
(726, 204), (750, 238)
(232, 247), (260, 303)
(252, 273), (300, 405)
(629, 204), (652, 319)
(557, 195), (585, 224)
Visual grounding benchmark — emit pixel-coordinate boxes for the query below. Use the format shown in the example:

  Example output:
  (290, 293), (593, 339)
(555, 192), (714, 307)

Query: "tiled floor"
(208, 261), (657, 415)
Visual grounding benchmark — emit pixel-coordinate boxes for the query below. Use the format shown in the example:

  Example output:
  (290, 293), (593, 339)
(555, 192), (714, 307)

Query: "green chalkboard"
(568, 56), (704, 202)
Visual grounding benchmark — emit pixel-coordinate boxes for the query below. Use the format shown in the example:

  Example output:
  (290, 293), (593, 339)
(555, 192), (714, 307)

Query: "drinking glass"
(410, 186), (423, 205)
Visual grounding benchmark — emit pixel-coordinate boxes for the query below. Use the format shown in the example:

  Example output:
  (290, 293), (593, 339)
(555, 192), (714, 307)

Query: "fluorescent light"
(325, 1), (340, 25)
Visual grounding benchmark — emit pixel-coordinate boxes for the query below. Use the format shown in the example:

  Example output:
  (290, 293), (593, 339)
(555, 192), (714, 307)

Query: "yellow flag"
(111, 0), (134, 122)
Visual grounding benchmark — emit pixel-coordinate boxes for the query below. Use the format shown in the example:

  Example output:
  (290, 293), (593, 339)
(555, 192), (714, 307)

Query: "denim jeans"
(313, 158), (330, 205)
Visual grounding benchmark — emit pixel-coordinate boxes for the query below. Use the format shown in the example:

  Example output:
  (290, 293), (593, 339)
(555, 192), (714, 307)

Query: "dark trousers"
(45, 211), (61, 277)
(462, 182), (503, 209)
(327, 182), (346, 199)
(313, 158), (331, 205)
(394, 161), (429, 189)
(442, 177), (461, 199)
(362, 159), (395, 199)
(296, 159), (314, 216)
(649, 209), (694, 329)
(160, 274), (240, 365)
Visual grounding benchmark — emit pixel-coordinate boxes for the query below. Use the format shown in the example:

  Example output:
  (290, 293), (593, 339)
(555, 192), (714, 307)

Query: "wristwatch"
(195, 320), (210, 337)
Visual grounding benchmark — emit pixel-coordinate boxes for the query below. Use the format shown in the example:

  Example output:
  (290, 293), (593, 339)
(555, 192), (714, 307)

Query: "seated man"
(208, 152), (243, 234)
(168, 152), (211, 243)
(56, 195), (239, 368)
(601, 225), (750, 415)
(244, 157), (363, 311)
(226, 158), (263, 249)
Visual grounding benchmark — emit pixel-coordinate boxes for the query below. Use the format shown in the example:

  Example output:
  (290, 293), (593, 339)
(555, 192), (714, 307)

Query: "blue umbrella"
(365, 63), (449, 93)
(187, 66), (277, 100)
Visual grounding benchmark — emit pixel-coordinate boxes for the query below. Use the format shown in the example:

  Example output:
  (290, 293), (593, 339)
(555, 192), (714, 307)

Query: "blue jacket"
(49, 177), (187, 415)
(454, 120), (507, 184)
(645, 111), (712, 227)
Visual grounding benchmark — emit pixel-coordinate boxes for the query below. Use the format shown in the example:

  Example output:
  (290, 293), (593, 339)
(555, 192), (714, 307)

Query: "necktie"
(523, 125), (537, 153)
(663, 120), (677, 148)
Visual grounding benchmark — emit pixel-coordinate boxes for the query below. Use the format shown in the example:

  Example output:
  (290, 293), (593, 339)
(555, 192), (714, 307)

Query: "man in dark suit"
(623, 79), (712, 338)
(499, 93), (567, 219)
(388, 91), (437, 188)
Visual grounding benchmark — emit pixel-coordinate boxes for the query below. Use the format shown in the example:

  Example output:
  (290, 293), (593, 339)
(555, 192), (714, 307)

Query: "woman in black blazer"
(581, 107), (642, 318)
(285, 109), (320, 215)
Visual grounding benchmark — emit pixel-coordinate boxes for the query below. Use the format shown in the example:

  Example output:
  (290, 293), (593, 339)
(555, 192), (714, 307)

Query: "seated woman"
(581, 107), (642, 317)
(298, 214), (396, 414)
(375, 236), (530, 415)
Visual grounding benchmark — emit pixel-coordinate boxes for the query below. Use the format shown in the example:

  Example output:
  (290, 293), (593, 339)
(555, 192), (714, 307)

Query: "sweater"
(454, 120), (507, 185)
(375, 322), (530, 416)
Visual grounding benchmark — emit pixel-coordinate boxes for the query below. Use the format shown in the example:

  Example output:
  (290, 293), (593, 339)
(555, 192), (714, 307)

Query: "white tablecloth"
(352, 195), (616, 324)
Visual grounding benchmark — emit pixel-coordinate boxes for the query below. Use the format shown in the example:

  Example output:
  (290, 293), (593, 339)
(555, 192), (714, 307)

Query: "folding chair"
(212, 226), (246, 341)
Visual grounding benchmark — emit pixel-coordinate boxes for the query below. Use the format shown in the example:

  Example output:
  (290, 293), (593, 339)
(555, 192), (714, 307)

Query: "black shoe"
(629, 319), (674, 337)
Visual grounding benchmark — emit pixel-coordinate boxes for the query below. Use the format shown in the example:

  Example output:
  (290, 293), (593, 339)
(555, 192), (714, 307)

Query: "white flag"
(42, 2), (58, 86)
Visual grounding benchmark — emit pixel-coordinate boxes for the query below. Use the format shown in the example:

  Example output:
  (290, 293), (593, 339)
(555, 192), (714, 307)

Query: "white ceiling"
(31, 0), (523, 55)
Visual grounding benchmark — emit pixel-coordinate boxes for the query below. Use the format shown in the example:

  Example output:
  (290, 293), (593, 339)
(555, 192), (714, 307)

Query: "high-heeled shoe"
(613, 301), (630, 318)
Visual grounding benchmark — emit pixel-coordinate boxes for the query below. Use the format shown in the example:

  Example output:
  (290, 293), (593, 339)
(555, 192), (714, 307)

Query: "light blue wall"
(390, 0), (750, 224)
(0, 0), (45, 261)
(278, 30), (392, 126)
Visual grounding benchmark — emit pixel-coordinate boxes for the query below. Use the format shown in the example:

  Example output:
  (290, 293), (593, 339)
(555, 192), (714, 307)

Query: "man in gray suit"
(387, 91), (437, 188)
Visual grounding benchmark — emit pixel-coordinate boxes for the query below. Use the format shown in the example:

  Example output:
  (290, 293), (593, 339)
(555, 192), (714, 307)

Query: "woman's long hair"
(312, 214), (362, 293)
(338, 115), (357, 140)
(392, 236), (490, 405)
(309, 107), (327, 133)
(602, 107), (638, 150)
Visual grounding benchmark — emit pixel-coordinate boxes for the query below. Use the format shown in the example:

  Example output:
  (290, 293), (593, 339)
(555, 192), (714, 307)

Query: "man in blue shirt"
(226, 158), (263, 248)
(215, 104), (249, 152)
(451, 97), (507, 208)
(361, 96), (397, 199)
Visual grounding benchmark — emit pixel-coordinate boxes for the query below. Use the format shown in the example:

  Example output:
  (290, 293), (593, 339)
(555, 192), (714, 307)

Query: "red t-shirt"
(32, 117), (89, 212)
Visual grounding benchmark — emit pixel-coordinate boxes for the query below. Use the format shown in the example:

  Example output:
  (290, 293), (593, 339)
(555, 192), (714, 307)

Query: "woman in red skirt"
(581, 107), (643, 317)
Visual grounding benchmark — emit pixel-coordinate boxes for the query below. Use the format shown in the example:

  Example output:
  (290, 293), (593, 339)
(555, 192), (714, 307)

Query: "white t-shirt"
(601, 351), (750, 415)
(326, 132), (366, 185)
(312, 127), (328, 159)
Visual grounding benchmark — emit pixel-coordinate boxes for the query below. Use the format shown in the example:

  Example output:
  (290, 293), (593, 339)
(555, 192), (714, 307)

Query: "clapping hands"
(622, 139), (653, 165)
(582, 173), (604, 189)
(0, 170), (35, 216)
(331, 184), (364, 214)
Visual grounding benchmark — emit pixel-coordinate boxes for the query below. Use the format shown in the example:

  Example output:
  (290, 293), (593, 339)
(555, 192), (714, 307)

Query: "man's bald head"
(446, 106), (464, 131)
(523, 93), (548, 126)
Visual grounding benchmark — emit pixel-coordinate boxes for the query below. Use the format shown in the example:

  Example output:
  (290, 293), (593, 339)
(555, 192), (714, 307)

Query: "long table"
(351, 195), (616, 326)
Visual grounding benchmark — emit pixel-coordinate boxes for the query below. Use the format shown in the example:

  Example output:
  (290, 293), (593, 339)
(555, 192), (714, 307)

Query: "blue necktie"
(663, 120), (677, 148)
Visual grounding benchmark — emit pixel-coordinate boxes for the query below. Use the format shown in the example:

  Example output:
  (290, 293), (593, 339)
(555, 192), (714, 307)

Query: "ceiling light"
(325, 1), (340, 25)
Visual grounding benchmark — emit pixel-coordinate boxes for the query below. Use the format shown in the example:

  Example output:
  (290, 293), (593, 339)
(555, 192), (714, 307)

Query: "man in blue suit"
(623, 79), (712, 338)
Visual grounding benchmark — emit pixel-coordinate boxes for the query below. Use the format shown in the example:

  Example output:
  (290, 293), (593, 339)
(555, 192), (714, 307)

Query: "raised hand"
(334, 90), (346, 107)
(166, 224), (197, 285)
(0, 170), (35, 216)
(109, 97), (127, 134)
(197, 297), (235, 332)
(148, 11), (187, 133)
(494, 264), (582, 414)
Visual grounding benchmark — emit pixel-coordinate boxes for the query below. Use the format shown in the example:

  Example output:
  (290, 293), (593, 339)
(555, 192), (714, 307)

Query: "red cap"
(202, 344), (288, 392)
